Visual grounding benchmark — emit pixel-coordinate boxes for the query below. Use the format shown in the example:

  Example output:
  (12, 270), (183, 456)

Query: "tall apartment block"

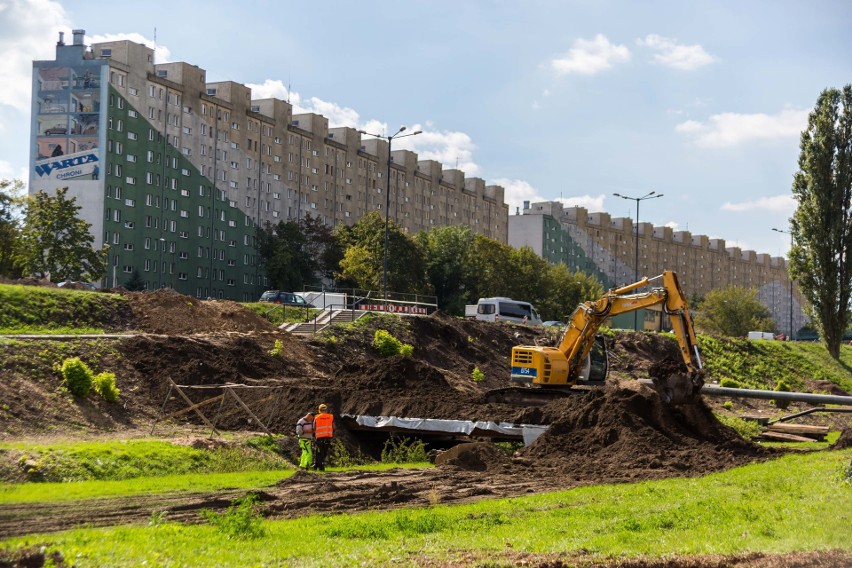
(29, 31), (509, 301)
(509, 201), (806, 337)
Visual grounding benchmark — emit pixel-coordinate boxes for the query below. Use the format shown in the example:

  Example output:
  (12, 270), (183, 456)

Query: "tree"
(537, 264), (604, 322)
(693, 286), (776, 338)
(464, 234), (514, 301)
(16, 188), (108, 282)
(415, 225), (473, 314)
(124, 269), (146, 291)
(256, 220), (316, 292)
(336, 212), (429, 295)
(0, 179), (25, 278)
(789, 84), (852, 359)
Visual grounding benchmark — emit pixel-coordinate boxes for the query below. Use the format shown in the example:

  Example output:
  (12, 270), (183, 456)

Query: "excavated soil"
(0, 287), (818, 542)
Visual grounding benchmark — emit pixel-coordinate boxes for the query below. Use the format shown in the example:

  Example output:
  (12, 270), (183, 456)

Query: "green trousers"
(299, 438), (313, 469)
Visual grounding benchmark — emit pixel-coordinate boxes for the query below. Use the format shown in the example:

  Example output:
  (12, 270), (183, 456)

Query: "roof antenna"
(153, 27), (157, 65)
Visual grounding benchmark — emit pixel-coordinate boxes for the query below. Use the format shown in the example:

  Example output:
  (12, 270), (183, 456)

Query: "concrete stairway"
(281, 309), (368, 334)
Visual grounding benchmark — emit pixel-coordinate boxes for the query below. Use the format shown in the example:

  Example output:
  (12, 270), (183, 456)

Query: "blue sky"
(2, 0), (850, 258)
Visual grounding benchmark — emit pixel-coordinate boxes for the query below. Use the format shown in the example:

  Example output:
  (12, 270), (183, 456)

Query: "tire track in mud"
(0, 467), (546, 538)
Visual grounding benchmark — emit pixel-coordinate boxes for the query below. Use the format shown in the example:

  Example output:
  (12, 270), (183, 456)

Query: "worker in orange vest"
(312, 403), (334, 471)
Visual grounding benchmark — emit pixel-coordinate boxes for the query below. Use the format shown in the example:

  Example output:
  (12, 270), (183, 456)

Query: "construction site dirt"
(1, 288), (847, 544)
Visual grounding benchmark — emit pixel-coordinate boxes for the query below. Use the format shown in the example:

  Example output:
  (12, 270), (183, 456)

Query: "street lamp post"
(157, 237), (166, 289)
(358, 126), (422, 305)
(613, 191), (664, 331)
(772, 227), (794, 339)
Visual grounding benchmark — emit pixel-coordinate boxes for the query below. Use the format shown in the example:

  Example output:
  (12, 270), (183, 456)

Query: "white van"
(471, 297), (543, 325)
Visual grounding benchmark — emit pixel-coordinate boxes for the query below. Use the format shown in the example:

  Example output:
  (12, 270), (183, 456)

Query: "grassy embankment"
(0, 283), (317, 334)
(0, 284), (127, 334)
(617, 329), (852, 393)
(2, 449), (850, 566)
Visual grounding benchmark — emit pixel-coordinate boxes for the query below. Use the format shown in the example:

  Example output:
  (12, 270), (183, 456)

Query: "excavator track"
(484, 386), (593, 406)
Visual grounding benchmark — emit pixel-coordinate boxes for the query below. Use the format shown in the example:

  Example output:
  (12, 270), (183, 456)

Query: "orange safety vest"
(314, 412), (334, 438)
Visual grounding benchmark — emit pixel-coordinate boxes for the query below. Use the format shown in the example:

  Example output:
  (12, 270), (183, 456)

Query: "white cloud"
(557, 194), (606, 212)
(676, 108), (809, 147)
(637, 34), (716, 70)
(0, 0), (67, 111)
(721, 195), (796, 213)
(0, 159), (28, 181)
(550, 34), (630, 76)
(492, 178), (544, 214)
(86, 32), (171, 64)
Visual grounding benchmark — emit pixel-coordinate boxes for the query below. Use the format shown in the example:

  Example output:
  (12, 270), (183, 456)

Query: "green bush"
(200, 493), (266, 540)
(59, 357), (93, 397)
(372, 329), (412, 357)
(381, 436), (428, 464)
(328, 439), (370, 468)
(719, 378), (742, 389)
(722, 400), (733, 410)
(471, 367), (485, 382)
(92, 372), (120, 402)
(268, 339), (284, 357)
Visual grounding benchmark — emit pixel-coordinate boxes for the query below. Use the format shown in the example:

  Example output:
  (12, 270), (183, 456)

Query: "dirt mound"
(435, 442), (512, 472)
(124, 289), (276, 335)
(520, 383), (772, 481)
(608, 332), (682, 379)
(336, 356), (452, 392)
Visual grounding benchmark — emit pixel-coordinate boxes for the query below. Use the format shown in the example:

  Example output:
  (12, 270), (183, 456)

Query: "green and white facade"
(30, 30), (258, 299)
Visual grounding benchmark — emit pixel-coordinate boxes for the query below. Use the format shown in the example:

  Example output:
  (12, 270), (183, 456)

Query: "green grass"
(0, 438), (291, 484)
(3, 450), (849, 566)
(684, 333), (852, 392)
(0, 462), (428, 504)
(0, 283), (130, 334)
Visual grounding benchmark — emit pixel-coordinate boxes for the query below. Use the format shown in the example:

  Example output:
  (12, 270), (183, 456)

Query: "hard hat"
(318, 403), (328, 412)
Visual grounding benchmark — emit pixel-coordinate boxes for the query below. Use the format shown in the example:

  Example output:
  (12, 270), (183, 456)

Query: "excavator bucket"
(652, 372), (705, 405)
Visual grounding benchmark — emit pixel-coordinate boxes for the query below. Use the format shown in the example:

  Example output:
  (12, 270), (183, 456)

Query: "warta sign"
(34, 150), (100, 182)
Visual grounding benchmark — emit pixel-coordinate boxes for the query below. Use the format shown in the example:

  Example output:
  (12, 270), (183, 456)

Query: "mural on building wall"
(34, 65), (101, 160)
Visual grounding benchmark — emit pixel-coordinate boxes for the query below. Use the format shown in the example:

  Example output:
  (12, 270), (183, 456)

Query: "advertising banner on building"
(33, 148), (100, 182)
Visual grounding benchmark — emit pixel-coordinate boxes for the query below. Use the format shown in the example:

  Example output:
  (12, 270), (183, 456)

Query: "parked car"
(542, 320), (566, 327)
(258, 290), (315, 308)
(44, 125), (67, 135)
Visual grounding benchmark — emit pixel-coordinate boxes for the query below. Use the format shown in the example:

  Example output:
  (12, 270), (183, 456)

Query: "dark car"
(44, 125), (67, 135)
(258, 290), (315, 308)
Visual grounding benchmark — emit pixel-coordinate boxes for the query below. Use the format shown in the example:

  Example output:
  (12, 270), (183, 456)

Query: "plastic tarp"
(342, 414), (548, 446)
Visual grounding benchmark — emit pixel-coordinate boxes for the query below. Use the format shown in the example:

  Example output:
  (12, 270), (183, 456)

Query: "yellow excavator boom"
(510, 271), (704, 403)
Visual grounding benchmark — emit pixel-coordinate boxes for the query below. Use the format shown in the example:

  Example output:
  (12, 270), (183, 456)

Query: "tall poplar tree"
(789, 85), (852, 359)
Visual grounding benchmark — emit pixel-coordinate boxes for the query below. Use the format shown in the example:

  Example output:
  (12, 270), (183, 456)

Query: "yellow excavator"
(501, 271), (705, 405)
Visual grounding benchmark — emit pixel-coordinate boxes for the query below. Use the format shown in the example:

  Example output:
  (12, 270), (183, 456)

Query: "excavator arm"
(510, 271), (704, 404)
